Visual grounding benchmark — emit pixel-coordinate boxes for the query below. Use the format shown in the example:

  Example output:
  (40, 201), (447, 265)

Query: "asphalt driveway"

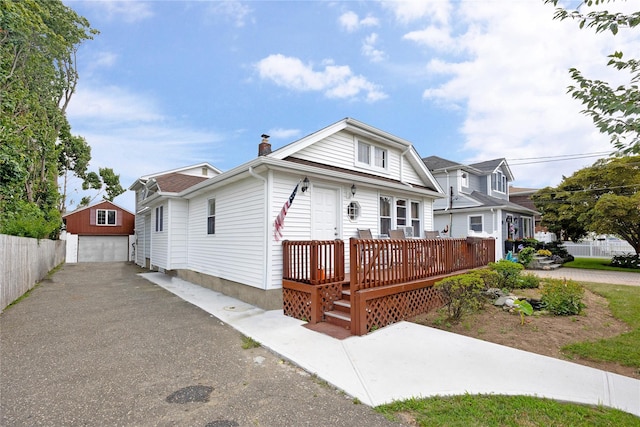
(0, 262), (402, 427)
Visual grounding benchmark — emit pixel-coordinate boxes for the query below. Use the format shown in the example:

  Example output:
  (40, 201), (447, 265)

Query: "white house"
(422, 156), (538, 259)
(130, 118), (445, 309)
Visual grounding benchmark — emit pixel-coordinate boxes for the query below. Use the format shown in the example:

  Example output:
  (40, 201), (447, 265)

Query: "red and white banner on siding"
(274, 182), (299, 242)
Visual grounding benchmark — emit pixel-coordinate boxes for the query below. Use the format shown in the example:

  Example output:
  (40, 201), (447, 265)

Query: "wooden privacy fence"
(0, 234), (66, 312)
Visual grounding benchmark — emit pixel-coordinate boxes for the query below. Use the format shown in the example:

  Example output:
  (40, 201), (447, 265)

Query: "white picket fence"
(563, 240), (635, 258)
(0, 234), (66, 312)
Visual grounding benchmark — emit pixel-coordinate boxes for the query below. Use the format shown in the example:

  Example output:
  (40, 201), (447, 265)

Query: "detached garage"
(63, 201), (135, 263)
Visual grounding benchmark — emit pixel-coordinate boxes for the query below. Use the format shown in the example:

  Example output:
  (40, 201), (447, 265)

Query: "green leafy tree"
(533, 156), (640, 254)
(0, 0), (96, 237)
(79, 167), (126, 207)
(545, 0), (640, 154)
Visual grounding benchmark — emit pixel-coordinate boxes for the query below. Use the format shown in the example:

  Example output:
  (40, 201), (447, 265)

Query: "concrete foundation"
(173, 269), (283, 311)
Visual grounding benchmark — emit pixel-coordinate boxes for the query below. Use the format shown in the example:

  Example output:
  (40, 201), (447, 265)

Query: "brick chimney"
(258, 134), (271, 156)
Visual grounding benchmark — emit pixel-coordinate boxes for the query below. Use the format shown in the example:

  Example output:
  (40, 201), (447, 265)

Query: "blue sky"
(63, 0), (639, 212)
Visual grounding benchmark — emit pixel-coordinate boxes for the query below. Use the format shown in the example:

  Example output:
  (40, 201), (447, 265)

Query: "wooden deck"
(282, 237), (495, 335)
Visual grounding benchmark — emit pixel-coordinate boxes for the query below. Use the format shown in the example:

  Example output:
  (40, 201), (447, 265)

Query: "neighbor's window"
(97, 209), (117, 226)
(155, 206), (163, 232)
(469, 215), (483, 232)
(357, 139), (387, 170)
(492, 170), (507, 193)
(379, 196), (391, 237)
(347, 201), (360, 221)
(207, 198), (216, 235)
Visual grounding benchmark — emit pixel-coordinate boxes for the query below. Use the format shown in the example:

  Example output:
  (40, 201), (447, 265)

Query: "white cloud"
(383, 0), (451, 25)
(87, 0), (154, 23)
(404, 1), (639, 187)
(67, 85), (164, 123)
(267, 128), (301, 140)
(339, 11), (379, 32)
(403, 26), (454, 52)
(207, 0), (253, 27)
(255, 54), (387, 102)
(362, 33), (386, 62)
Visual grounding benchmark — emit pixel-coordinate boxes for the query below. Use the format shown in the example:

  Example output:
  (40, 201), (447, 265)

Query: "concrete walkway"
(142, 271), (640, 417)
(530, 267), (639, 286)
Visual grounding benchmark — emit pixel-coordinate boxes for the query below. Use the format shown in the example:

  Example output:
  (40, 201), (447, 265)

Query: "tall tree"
(532, 156), (640, 254)
(79, 167), (126, 207)
(0, 0), (96, 237)
(545, 0), (640, 155)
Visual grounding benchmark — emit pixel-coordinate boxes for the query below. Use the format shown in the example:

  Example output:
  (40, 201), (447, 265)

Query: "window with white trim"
(469, 215), (483, 232)
(461, 172), (469, 188)
(155, 206), (163, 232)
(492, 170), (507, 193)
(379, 196), (391, 236)
(357, 140), (387, 170)
(96, 209), (117, 226)
(396, 199), (407, 228)
(207, 198), (216, 235)
(410, 201), (421, 237)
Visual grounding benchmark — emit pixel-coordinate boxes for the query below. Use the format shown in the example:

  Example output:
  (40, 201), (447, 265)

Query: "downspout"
(249, 166), (270, 289)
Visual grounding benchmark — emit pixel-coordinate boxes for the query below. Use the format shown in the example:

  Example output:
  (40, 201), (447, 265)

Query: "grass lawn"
(376, 394), (639, 426)
(375, 262), (640, 426)
(564, 257), (640, 273)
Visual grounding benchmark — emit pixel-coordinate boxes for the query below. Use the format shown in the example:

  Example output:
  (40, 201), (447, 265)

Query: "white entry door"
(312, 186), (339, 240)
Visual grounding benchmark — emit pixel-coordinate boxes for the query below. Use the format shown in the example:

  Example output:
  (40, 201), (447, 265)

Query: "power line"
(508, 152), (611, 166)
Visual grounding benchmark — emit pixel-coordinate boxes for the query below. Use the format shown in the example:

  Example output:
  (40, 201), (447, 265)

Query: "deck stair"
(324, 284), (351, 330)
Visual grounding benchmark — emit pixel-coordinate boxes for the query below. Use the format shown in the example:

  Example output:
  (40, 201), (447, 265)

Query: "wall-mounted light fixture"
(301, 177), (310, 193)
(351, 183), (357, 197)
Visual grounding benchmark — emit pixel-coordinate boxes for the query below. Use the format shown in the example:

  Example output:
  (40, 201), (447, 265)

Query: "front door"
(312, 186), (339, 240)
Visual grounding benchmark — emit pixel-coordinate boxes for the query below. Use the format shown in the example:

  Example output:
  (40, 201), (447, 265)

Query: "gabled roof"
(62, 199), (134, 217)
(130, 162), (220, 191)
(154, 173), (209, 193)
(441, 190), (538, 215)
(469, 158), (514, 181)
(422, 155), (464, 171)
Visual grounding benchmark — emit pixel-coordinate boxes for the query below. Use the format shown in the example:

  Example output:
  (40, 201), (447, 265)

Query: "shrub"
(542, 241), (573, 263)
(537, 249), (552, 257)
(435, 273), (485, 321)
(610, 254), (640, 270)
(473, 268), (501, 289)
(541, 279), (585, 316)
(517, 247), (536, 267)
(488, 259), (524, 289)
(520, 238), (539, 249)
(513, 273), (540, 289)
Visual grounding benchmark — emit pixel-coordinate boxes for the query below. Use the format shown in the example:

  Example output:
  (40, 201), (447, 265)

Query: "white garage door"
(78, 236), (129, 262)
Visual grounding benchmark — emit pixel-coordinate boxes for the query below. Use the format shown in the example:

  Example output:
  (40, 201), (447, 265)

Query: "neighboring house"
(422, 156), (538, 259)
(130, 118), (445, 310)
(509, 186), (556, 243)
(62, 200), (135, 262)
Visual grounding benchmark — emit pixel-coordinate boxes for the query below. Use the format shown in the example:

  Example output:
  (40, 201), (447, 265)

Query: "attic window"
(461, 172), (469, 188)
(97, 209), (117, 226)
(492, 171), (507, 193)
(202, 167), (208, 176)
(357, 140), (387, 170)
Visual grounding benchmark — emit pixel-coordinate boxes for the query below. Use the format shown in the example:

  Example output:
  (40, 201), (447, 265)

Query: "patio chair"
(424, 230), (440, 239)
(389, 229), (405, 239)
(357, 229), (373, 239)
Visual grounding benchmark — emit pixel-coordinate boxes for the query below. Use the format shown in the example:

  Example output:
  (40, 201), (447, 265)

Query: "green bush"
(0, 201), (61, 239)
(513, 273), (540, 289)
(473, 268), (501, 289)
(517, 247), (536, 267)
(610, 254), (640, 270)
(541, 279), (585, 316)
(435, 272), (485, 321)
(488, 259), (524, 289)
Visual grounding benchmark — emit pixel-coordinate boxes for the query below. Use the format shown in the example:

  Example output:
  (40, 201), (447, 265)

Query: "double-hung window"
(379, 196), (421, 237)
(357, 140), (387, 170)
(207, 199), (216, 235)
(492, 171), (507, 193)
(155, 206), (163, 232)
(379, 196), (391, 236)
(469, 215), (483, 232)
(96, 209), (117, 226)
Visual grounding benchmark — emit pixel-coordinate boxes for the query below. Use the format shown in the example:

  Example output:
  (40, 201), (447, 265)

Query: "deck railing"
(282, 240), (345, 285)
(349, 237), (495, 292)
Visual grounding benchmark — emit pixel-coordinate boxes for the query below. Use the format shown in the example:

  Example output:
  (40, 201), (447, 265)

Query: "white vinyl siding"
(168, 199), (189, 268)
(151, 204), (168, 268)
(188, 177), (266, 290)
